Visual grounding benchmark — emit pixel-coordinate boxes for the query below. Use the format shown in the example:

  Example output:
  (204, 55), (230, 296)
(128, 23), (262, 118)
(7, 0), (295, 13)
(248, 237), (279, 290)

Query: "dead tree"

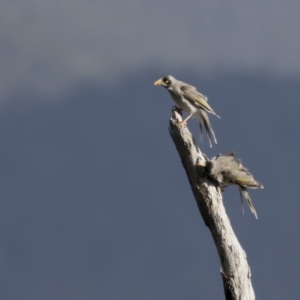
(169, 108), (255, 300)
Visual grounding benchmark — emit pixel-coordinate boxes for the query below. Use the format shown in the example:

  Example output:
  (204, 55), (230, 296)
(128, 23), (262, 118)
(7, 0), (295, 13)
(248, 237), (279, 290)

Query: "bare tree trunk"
(169, 108), (255, 300)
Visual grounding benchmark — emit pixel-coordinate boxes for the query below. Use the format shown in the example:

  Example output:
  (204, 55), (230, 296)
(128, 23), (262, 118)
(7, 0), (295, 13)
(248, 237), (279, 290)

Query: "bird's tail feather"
(198, 119), (203, 143)
(239, 186), (258, 219)
(238, 188), (245, 216)
(198, 111), (217, 148)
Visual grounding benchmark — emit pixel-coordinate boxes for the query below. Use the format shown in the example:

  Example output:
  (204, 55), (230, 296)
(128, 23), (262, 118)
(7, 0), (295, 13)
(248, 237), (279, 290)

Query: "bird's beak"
(196, 160), (206, 167)
(154, 78), (163, 86)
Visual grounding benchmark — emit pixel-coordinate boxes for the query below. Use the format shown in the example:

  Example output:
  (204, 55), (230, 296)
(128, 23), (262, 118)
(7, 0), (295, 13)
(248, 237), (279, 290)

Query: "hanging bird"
(154, 75), (220, 147)
(197, 152), (264, 218)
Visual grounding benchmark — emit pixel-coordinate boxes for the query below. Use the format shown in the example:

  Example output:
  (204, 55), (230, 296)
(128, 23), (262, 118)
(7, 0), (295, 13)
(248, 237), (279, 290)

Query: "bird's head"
(197, 159), (214, 173)
(197, 159), (224, 184)
(154, 75), (174, 89)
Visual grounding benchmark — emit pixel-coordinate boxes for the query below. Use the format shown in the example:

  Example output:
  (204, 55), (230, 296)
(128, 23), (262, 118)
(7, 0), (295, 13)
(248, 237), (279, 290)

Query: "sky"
(0, 1), (300, 299)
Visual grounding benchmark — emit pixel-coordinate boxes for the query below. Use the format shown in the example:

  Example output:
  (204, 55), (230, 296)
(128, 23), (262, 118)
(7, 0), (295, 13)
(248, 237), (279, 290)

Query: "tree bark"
(169, 108), (255, 300)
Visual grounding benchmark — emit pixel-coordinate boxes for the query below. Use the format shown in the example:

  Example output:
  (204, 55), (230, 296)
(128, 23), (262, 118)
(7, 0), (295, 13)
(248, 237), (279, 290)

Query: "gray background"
(0, 1), (299, 299)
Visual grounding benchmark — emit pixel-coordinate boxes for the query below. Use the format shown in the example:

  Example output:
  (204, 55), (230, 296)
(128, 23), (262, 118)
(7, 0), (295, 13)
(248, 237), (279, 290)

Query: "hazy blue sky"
(0, 1), (299, 299)
(1, 0), (300, 101)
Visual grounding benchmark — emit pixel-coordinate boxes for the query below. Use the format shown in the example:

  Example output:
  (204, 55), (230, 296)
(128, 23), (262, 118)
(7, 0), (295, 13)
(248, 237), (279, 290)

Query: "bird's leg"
(218, 184), (228, 193)
(172, 106), (183, 115)
(177, 113), (192, 126)
(216, 185), (223, 193)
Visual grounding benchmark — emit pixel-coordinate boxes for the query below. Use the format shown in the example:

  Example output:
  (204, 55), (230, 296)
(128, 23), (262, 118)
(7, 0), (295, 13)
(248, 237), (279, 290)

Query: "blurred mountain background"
(0, 1), (299, 299)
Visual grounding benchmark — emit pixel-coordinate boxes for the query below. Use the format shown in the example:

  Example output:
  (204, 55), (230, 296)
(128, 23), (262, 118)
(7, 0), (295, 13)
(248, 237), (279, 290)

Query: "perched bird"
(197, 152), (264, 218)
(154, 75), (220, 147)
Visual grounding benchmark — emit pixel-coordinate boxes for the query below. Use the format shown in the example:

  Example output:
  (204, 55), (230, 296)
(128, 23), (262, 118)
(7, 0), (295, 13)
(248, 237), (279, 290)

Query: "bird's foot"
(177, 120), (187, 127)
(218, 184), (228, 193)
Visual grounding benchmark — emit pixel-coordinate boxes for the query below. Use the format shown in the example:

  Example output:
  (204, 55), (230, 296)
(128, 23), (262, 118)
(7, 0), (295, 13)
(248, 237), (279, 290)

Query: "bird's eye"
(163, 78), (170, 84)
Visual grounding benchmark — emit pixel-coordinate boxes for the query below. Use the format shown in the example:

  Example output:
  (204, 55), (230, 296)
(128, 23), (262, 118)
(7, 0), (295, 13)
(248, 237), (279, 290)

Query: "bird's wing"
(180, 86), (220, 118)
(219, 157), (263, 189)
(233, 172), (262, 188)
(178, 81), (197, 90)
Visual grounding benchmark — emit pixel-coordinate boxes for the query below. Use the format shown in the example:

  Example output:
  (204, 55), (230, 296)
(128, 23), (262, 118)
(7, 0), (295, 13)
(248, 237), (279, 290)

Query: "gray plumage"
(154, 75), (220, 147)
(199, 152), (264, 218)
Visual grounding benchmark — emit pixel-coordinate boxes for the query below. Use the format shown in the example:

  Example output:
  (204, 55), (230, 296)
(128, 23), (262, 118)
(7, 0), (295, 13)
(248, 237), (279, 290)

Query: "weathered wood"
(169, 108), (255, 300)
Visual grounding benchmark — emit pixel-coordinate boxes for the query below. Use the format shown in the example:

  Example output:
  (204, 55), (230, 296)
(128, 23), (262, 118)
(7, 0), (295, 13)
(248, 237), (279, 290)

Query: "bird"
(197, 152), (264, 218)
(154, 75), (220, 147)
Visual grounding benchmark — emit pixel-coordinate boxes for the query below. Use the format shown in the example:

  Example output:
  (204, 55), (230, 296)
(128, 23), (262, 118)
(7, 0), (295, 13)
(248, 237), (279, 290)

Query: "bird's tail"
(239, 186), (258, 219)
(198, 110), (217, 148)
